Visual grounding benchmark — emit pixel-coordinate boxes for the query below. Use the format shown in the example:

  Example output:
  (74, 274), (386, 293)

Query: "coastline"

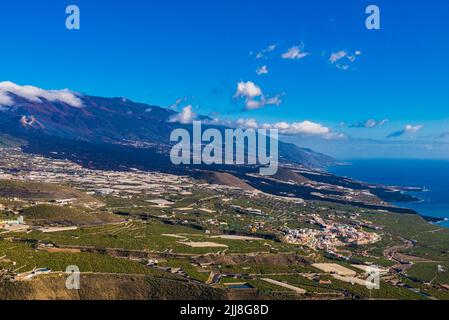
(329, 159), (449, 227)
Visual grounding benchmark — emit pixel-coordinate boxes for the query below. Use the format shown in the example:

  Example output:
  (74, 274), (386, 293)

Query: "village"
(282, 214), (381, 259)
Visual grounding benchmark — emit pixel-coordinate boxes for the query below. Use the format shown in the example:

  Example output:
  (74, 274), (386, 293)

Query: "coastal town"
(282, 214), (381, 259)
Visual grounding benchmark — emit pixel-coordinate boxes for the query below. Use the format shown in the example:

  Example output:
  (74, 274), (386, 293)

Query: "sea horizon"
(329, 158), (449, 228)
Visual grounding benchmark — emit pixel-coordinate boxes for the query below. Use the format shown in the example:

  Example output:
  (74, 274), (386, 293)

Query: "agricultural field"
(1, 171), (449, 300)
(0, 180), (100, 207)
(0, 240), (174, 277)
(21, 205), (120, 226)
(4, 220), (300, 255)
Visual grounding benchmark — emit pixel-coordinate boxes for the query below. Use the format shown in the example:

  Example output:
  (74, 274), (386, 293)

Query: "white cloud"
(236, 118), (259, 129)
(0, 81), (82, 108)
(281, 46), (310, 60)
(256, 65), (269, 75)
(329, 51), (348, 64)
(351, 119), (389, 128)
(236, 118), (343, 139)
(405, 124), (423, 133)
(329, 50), (362, 70)
(169, 105), (196, 124)
(265, 121), (331, 136)
(0, 94), (12, 106)
(387, 124), (423, 138)
(234, 81), (283, 110)
(234, 81), (263, 99)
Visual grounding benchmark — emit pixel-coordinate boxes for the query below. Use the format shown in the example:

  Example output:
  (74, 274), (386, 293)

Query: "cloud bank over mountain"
(0, 81), (82, 108)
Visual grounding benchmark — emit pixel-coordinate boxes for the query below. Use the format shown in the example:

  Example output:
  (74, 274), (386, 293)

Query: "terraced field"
(4, 220), (300, 255)
(0, 240), (172, 276)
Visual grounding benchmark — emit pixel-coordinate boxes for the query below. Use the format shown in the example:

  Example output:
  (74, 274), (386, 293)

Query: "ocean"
(329, 159), (449, 228)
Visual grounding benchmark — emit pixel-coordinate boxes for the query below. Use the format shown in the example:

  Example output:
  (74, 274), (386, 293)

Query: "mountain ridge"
(0, 84), (335, 169)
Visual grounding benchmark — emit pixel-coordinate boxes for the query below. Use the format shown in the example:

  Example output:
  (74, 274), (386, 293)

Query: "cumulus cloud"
(0, 81), (82, 108)
(169, 105), (196, 124)
(236, 118), (259, 129)
(265, 121), (331, 136)
(234, 81), (283, 110)
(236, 118), (343, 139)
(351, 119), (389, 128)
(234, 81), (263, 110)
(281, 45), (310, 60)
(235, 81), (263, 99)
(387, 124), (423, 138)
(256, 65), (269, 75)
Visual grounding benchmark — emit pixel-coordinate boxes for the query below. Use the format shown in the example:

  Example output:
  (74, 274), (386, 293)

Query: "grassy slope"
(0, 180), (100, 206)
(22, 204), (120, 226)
(0, 274), (227, 300)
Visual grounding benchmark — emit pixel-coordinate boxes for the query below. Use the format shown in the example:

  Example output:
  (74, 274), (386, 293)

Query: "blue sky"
(1, 0), (448, 158)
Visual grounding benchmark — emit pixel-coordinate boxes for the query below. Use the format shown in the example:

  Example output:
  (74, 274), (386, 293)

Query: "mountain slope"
(0, 82), (334, 169)
(271, 167), (311, 184)
(193, 171), (256, 191)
